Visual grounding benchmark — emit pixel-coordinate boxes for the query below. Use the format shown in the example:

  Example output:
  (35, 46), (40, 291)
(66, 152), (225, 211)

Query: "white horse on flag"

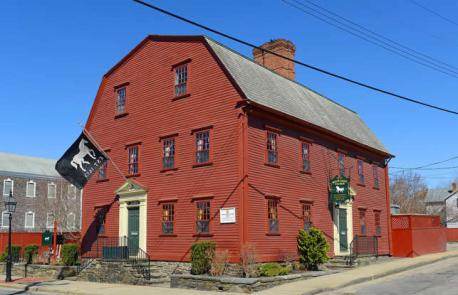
(70, 139), (96, 172)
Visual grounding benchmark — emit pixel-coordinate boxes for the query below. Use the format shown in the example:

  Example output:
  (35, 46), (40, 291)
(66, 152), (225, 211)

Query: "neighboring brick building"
(81, 35), (393, 262)
(0, 152), (82, 233)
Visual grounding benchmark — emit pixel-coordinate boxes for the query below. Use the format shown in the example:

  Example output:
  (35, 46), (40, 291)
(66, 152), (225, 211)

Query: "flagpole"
(78, 123), (128, 182)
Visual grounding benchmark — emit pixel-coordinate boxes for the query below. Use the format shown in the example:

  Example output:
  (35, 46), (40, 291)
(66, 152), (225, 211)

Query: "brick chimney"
(253, 39), (296, 80)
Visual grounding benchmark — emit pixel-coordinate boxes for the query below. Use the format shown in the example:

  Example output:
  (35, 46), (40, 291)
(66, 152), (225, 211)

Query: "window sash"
(195, 131), (210, 164)
(162, 203), (175, 234)
(116, 87), (126, 114)
(357, 160), (365, 184)
(128, 146), (139, 175)
(98, 160), (108, 180)
(174, 65), (188, 96)
(2, 212), (9, 228)
(26, 182), (36, 198)
(267, 132), (278, 164)
(3, 180), (12, 196)
(374, 211), (381, 236)
(67, 213), (76, 230)
(373, 166), (379, 188)
(162, 138), (175, 169)
(47, 213), (54, 228)
(196, 201), (210, 233)
(303, 203), (312, 230)
(359, 209), (366, 235)
(268, 199), (279, 233)
(302, 143), (310, 172)
(338, 154), (345, 177)
(48, 183), (56, 198)
(25, 212), (35, 228)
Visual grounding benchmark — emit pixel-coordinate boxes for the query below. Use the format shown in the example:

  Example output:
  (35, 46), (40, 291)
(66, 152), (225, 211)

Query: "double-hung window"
(359, 209), (366, 236)
(303, 202), (312, 230)
(48, 182), (57, 198)
(374, 210), (381, 236)
(338, 153), (345, 177)
(357, 160), (365, 185)
(46, 213), (54, 229)
(195, 131), (210, 164)
(162, 137), (176, 169)
(196, 201), (210, 233)
(98, 160), (108, 180)
(68, 184), (77, 199)
(174, 64), (188, 97)
(116, 87), (126, 114)
(301, 142), (311, 172)
(67, 213), (76, 230)
(128, 145), (139, 175)
(162, 203), (175, 234)
(25, 211), (35, 229)
(373, 165), (379, 189)
(1, 211), (9, 228)
(267, 132), (278, 165)
(268, 199), (279, 233)
(3, 179), (13, 196)
(26, 180), (36, 198)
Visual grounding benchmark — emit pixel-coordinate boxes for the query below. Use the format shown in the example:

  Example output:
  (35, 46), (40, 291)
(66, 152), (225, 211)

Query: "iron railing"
(349, 235), (378, 266)
(80, 236), (150, 280)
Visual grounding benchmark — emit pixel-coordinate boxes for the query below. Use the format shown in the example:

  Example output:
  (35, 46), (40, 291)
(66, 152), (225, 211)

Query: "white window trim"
(1, 211), (9, 228)
(68, 184), (77, 199)
(46, 213), (54, 229)
(24, 211), (35, 228)
(2, 178), (14, 196)
(26, 180), (36, 198)
(48, 182), (56, 199)
(67, 212), (75, 230)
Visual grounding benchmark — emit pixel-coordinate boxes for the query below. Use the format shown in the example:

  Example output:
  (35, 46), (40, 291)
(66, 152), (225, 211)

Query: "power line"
(132, 0), (458, 115)
(390, 155), (458, 170)
(391, 166), (458, 171)
(409, 0), (458, 28)
(282, 0), (458, 78)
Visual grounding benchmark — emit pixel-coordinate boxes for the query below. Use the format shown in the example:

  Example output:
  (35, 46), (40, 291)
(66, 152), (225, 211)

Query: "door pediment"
(115, 180), (148, 197)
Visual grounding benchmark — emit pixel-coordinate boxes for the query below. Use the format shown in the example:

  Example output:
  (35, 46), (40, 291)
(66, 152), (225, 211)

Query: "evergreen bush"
(190, 241), (215, 275)
(297, 228), (330, 270)
(61, 244), (79, 266)
(258, 263), (289, 277)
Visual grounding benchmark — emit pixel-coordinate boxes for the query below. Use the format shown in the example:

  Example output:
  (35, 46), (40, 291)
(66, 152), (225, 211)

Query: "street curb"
(303, 253), (458, 295)
(0, 281), (92, 295)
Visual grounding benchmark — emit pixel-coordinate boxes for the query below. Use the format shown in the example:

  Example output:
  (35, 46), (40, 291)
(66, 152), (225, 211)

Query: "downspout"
(384, 157), (393, 256)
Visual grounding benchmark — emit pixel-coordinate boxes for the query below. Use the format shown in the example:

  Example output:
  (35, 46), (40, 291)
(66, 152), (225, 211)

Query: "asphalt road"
(323, 256), (458, 295)
(0, 287), (57, 295)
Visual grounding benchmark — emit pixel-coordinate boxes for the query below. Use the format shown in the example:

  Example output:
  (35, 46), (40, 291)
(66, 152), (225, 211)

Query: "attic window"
(174, 64), (188, 97)
(116, 87), (126, 114)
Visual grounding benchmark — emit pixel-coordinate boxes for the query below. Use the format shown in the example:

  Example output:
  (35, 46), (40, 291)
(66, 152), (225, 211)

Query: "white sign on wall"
(220, 207), (236, 224)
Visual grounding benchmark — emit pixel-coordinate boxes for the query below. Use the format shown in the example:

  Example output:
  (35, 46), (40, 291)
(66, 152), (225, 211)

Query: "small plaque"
(220, 207), (236, 224)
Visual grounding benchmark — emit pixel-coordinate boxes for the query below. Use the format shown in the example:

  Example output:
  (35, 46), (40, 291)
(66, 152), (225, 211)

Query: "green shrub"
(24, 244), (39, 264)
(190, 241), (216, 275)
(297, 228), (330, 271)
(0, 252), (6, 262)
(0, 245), (22, 263)
(61, 244), (79, 266)
(258, 263), (289, 277)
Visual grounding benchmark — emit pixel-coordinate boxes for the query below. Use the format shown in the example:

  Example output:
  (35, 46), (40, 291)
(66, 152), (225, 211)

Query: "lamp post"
(4, 191), (17, 283)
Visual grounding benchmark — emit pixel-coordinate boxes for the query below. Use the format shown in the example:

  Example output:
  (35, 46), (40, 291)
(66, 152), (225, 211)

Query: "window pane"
(117, 87), (126, 113)
(98, 160), (108, 180)
(48, 183), (56, 198)
(163, 138), (175, 169)
(373, 166), (379, 188)
(338, 154), (345, 177)
(174, 65), (188, 96)
(26, 182), (35, 197)
(358, 160), (365, 184)
(302, 143), (310, 172)
(47, 214), (54, 228)
(267, 132), (278, 164)
(25, 212), (34, 228)
(303, 203), (312, 230)
(128, 146), (139, 174)
(196, 201), (210, 233)
(3, 180), (12, 196)
(196, 131), (210, 164)
(67, 213), (75, 230)
(268, 199), (279, 233)
(2, 212), (9, 228)
(162, 203), (174, 234)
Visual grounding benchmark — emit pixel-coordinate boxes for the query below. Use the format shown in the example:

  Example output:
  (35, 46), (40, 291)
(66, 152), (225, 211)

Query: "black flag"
(55, 132), (107, 189)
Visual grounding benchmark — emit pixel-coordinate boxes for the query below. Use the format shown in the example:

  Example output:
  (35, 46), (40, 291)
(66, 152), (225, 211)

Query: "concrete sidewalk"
(1, 249), (458, 295)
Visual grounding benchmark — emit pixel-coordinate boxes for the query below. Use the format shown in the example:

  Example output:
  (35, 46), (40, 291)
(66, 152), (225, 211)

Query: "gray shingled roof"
(205, 37), (390, 155)
(425, 187), (452, 203)
(0, 152), (59, 178)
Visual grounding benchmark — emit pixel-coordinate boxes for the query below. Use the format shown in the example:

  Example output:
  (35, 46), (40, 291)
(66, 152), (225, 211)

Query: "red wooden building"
(81, 35), (393, 262)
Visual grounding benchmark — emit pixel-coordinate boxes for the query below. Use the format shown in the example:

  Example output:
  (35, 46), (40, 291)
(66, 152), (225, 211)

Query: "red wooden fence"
(0, 232), (80, 257)
(391, 214), (446, 257)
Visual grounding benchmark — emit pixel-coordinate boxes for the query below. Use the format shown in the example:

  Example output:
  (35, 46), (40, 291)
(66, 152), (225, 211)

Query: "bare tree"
(390, 171), (428, 214)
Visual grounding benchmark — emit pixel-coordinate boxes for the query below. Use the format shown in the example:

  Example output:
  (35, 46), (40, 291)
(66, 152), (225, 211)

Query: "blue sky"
(1, 0), (457, 187)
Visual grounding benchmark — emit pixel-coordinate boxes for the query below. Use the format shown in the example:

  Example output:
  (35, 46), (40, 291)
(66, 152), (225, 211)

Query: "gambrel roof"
(204, 36), (390, 156)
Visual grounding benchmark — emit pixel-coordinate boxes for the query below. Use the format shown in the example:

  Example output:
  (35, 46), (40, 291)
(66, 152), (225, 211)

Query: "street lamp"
(4, 191), (16, 283)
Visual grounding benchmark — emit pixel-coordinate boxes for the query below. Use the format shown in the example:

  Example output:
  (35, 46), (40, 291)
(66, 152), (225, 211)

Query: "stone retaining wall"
(0, 262), (77, 279)
(171, 271), (333, 293)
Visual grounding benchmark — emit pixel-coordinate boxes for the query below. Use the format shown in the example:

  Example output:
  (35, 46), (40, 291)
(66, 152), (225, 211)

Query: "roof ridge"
(203, 35), (357, 115)
(0, 152), (56, 162)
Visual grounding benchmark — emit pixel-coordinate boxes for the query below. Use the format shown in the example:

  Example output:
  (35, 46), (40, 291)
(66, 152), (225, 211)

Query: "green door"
(128, 207), (140, 256)
(338, 208), (348, 252)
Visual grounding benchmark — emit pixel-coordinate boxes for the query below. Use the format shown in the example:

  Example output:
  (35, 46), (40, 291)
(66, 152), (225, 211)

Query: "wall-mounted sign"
(220, 208), (236, 224)
(330, 176), (351, 205)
